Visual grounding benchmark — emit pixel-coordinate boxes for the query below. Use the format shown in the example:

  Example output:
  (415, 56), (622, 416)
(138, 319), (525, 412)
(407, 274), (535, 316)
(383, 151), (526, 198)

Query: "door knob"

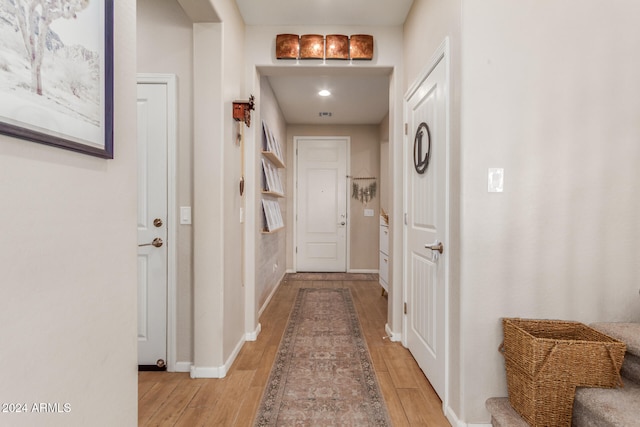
(153, 218), (163, 227)
(425, 241), (444, 254)
(138, 238), (163, 248)
(339, 222), (346, 226)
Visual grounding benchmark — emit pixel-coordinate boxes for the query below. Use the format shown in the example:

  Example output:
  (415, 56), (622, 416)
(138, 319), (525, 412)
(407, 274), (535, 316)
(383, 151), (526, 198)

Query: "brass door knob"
(138, 238), (163, 248)
(425, 241), (444, 254)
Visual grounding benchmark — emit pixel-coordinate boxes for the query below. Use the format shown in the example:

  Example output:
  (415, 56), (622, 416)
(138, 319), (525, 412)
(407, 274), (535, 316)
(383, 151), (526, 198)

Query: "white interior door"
(405, 56), (448, 399)
(296, 137), (348, 272)
(137, 83), (168, 368)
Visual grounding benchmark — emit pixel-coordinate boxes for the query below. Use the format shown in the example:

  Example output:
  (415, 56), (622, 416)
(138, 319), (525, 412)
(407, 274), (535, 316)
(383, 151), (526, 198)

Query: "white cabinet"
(379, 218), (389, 294)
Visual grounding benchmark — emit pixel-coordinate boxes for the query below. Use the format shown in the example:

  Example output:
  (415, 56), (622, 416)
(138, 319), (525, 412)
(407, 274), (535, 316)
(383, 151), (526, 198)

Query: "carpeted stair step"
(571, 322), (640, 427)
(590, 322), (640, 384)
(486, 397), (529, 427)
(572, 378), (640, 427)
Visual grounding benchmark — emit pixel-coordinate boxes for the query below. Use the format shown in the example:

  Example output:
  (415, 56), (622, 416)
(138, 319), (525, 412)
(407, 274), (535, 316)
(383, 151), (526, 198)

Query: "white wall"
(459, 0), (640, 422)
(0, 1), (138, 425)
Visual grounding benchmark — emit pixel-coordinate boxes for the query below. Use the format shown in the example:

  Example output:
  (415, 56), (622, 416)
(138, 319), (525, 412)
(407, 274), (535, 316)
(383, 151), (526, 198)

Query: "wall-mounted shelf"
(262, 190), (285, 198)
(261, 121), (284, 166)
(261, 226), (284, 234)
(261, 151), (285, 169)
(261, 120), (285, 233)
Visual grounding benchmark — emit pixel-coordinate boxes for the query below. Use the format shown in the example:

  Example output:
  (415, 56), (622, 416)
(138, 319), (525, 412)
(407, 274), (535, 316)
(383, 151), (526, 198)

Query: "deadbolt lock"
(153, 218), (163, 228)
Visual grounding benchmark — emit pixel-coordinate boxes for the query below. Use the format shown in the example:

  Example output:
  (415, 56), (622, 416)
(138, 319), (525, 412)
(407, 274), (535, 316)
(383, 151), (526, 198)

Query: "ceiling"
(235, 0), (414, 26)
(235, 0), (415, 125)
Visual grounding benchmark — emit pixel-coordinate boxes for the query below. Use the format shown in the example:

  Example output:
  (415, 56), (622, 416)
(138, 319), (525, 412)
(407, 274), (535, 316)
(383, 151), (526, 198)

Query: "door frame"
(402, 38), (451, 408)
(137, 73), (178, 372)
(293, 136), (351, 272)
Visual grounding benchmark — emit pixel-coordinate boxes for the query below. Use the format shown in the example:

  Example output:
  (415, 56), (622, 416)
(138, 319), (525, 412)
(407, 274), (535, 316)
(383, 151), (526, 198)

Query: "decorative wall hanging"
(233, 94), (255, 127)
(350, 176), (377, 205)
(275, 34), (374, 60)
(413, 122), (431, 174)
(233, 94), (255, 196)
(0, 1), (114, 158)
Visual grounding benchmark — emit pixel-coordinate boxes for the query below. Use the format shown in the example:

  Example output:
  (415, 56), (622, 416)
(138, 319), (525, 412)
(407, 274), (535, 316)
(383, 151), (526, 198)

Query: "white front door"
(404, 55), (448, 399)
(295, 137), (348, 272)
(137, 83), (168, 368)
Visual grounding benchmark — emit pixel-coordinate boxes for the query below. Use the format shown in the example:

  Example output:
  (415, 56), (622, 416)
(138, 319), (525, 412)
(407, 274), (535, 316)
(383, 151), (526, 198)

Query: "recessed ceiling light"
(318, 90), (331, 97)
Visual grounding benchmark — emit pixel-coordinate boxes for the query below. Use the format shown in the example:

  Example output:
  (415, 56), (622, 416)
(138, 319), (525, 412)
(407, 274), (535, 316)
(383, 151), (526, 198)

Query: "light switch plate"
(488, 168), (504, 193)
(180, 206), (192, 224)
(364, 209), (374, 217)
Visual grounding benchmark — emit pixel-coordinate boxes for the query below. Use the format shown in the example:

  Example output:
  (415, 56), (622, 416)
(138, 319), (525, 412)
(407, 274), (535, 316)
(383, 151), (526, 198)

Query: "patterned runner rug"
(254, 288), (391, 426)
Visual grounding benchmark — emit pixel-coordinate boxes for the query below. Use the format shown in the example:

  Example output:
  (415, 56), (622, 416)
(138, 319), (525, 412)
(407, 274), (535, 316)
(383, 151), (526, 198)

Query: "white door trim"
(402, 37), (451, 410)
(137, 73), (178, 372)
(293, 136), (351, 272)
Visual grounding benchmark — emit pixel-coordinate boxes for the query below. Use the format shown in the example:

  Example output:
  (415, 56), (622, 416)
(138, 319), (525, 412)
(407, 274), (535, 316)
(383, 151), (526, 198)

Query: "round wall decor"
(413, 122), (431, 174)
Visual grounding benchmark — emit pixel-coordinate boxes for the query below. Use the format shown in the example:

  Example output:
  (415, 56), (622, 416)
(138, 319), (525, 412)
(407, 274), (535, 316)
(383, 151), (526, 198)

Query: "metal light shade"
(325, 35), (349, 60)
(275, 34), (299, 59)
(350, 34), (374, 60)
(299, 34), (324, 59)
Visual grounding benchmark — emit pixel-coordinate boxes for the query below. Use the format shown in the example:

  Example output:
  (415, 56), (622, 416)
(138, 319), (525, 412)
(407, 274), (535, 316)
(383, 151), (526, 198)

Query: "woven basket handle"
(498, 342), (505, 354)
(605, 345), (624, 388)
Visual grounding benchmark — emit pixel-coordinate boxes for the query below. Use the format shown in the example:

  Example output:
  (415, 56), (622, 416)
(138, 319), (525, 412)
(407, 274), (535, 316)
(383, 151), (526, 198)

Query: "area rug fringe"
(254, 288), (392, 426)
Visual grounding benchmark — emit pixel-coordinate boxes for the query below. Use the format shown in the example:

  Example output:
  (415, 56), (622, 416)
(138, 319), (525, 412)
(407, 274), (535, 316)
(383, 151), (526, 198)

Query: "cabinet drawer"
(379, 224), (389, 255)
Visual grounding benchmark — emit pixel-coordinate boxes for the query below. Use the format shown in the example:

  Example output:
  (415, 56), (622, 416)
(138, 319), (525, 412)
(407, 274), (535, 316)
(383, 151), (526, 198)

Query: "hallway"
(138, 275), (451, 426)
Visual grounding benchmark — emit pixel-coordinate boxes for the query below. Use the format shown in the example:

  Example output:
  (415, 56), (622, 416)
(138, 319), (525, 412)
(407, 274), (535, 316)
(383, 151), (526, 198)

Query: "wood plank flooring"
(139, 277), (451, 426)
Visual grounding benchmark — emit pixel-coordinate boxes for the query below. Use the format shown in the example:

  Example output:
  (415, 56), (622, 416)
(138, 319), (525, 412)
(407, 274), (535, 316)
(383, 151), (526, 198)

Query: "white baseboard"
(348, 269), (378, 274)
(445, 405), (491, 427)
(173, 361), (192, 373)
(246, 322), (261, 341)
(258, 272), (285, 317)
(190, 365), (225, 378)
(385, 323), (401, 342)
(190, 333), (246, 379)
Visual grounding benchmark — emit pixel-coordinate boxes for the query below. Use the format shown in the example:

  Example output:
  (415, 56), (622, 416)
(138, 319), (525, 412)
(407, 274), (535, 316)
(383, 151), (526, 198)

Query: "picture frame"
(0, 1), (114, 158)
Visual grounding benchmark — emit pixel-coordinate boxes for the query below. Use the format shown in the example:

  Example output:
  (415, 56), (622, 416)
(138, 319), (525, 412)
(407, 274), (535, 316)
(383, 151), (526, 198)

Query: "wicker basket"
(500, 318), (626, 427)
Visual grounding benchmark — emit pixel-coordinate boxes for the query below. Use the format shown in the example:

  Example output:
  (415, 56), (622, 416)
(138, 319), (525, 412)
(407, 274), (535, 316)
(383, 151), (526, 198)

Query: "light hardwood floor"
(139, 277), (451, 426)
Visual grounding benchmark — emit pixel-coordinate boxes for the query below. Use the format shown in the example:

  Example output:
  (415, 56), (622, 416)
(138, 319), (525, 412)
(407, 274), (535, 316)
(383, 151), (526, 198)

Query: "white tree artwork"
(0, 0), (111, 156)
(2, 0), (90, 96)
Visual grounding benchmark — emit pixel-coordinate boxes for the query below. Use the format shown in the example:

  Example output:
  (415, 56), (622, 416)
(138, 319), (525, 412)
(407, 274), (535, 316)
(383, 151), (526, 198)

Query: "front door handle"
(138, 238), (163, 248)
(425, 241), (444, 254)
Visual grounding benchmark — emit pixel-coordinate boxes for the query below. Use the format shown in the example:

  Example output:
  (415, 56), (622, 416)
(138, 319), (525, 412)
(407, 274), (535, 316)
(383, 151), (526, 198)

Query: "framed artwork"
(0, 1), (114, 158)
